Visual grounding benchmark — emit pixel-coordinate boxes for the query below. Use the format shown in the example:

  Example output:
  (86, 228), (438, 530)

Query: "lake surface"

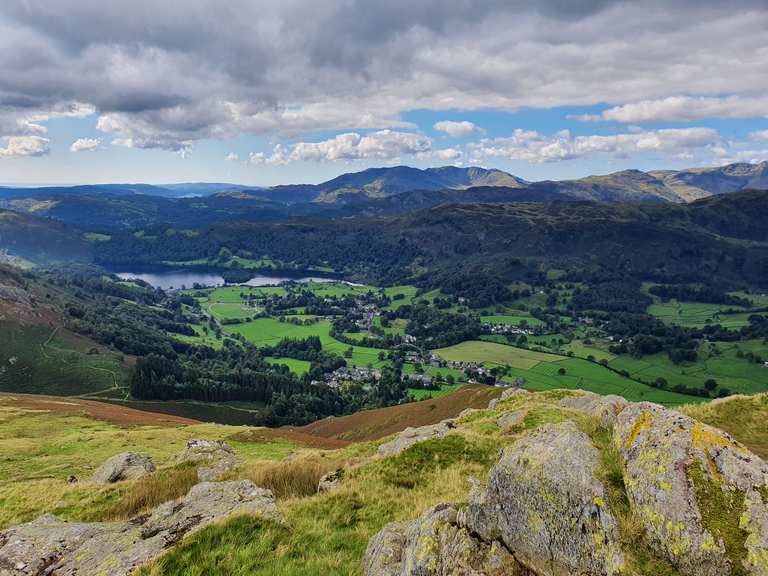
(115, 269), (335, 290)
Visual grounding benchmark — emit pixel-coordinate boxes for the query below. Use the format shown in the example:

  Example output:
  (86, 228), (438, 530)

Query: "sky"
(0, 0), (767, 186)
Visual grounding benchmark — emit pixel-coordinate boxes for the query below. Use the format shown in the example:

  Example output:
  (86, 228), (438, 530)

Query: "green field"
(479, 314), (545, 327)
(228, 318), (332, 346)
(0, 323), (130, 396)
(561, 339), (615, 362)
(228, 318), (389, 368)
(408, 383), (462, 400)
(434, 340), (562, 369)
(264, 356), (312, 376)
(609, 339), (768, 396)
(647, 300), (758, 329)
(517, 358), (697, 405)
(172, 323), (226, 349)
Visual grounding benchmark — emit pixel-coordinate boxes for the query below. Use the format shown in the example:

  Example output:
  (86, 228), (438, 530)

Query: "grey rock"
(318, 469), (344, 493)
(457, 407), (483, 419)
(615, 402), (768, 576)
(175, 439), (241, 482)
(90, 452), (155, 484)
(0, 481), (280, 576)
(464, 422), (624, 576)
(558, 391), (628, 428)
(496, 409), (527, 432)
(377, 421), (455, 458)
(364, 504), (523, 576)
(487, 398), (498, 411)
(500, 387), (529, 401)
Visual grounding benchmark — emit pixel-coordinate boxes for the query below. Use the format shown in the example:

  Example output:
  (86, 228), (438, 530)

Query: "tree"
(704, 379), (718, 393)
(557, 367), (567, 375)
(344, 347), (353, 359)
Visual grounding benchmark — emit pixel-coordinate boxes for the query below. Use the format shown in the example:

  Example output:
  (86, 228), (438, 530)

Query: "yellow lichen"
(625, 413), (652, 449)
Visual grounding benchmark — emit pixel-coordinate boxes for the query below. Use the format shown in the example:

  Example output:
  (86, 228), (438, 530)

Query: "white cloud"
(0, 136), (50, 158)
(70, 137), (101, 152)
(419, 148), (463, 162)
(251, 130), (432, 164)
(1, 2), (767, 153)
(576, 95), (768, 123)
(750, 130), (768, 141)
(471, 127), (720, 163)
(433, 120), (479, 138)
(225, 152), (240, 162)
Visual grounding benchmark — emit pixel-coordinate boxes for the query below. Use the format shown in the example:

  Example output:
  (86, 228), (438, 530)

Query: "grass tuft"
(227, 456), (342, 499)
(105, 463), (200, 520)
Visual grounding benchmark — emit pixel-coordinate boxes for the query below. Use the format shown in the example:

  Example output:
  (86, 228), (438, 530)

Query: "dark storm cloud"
(0, 0), (766, 152)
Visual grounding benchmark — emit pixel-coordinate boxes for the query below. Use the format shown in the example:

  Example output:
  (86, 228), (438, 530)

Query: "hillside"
(2, 388), (768, 575)
(93, 189), (768, 285)
(0, 209), (91, 264)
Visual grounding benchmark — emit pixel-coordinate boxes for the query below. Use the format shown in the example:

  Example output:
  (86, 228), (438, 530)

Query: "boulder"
(318, 469), (344, 493)
(463, 421), (624, 576)
(364, 504), (524, 576)
(558, 391), (628, 428)
(496, 409), (527, 432)
(457, 407), (483, 419)
(500, 387), (529, 401)
(0, 481), (280, 576)
(90, 452), (155, 483)
(175, 439), (241, 482)
(377, 421), (455, 458)
(615, 402), (768, 576)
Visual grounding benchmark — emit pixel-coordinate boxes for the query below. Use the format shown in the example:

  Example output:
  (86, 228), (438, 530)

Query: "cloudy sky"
(1, 0), (767, 185)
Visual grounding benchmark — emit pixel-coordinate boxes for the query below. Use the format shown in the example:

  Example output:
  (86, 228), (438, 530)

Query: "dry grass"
(105, 464), (200, 520)
(683, 393), (768, 459)
(228, 456), (344, 499)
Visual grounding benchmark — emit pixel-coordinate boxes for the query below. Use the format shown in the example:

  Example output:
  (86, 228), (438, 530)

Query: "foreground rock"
(0, 480), (279, 576)
(465, 421), (624, 575)
(364, 504), (524, 576)
(367, 421), (625, 576)
(615, 402), (768, 576)
(376, 420), (455, 458)
(318, 469), (344, 493)
(175, 439), (242, 482)
(90, 452), (155, 483)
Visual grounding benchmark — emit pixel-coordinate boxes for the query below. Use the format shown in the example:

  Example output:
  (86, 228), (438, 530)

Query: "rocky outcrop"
(496, 409), (527, 432)
(0, 481), (279, 576)
(464, 422), (624, 576)
(90, 452), (155, 483)
(364, 504), (524, 576)
(558, 391), (628, 428)
(175, 439), (242, 482)
(367, 421), (624, 576)
(377, 421), (455, 458)
(318, 469), (344, 493)
(615, 402), (768, 576)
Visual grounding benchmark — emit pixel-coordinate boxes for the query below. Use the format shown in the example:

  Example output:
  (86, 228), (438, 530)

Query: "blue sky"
(1, 1), (767, 186)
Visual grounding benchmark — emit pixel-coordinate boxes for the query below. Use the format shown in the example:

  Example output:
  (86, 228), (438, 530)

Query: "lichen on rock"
(615, 402), (768, 576)
(90, 452), (155, 484)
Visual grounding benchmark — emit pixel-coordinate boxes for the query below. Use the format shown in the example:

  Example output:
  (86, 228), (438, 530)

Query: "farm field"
(647, 300), (756, 329)
(408, 383), (462, 400)
(434, 340), (563, 369)
(172, 323), (225, 349)
(264, 356), (311, 376)
(227, 318), (389, 368)
(561, 339), (615, 362)
(609, 339), (768, 396)
(479, 314), (544, 327)
(519, 358), (697, 405)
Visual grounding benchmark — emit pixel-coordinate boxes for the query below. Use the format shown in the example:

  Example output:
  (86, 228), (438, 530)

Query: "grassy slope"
(0, 322), (130, 396)
(3, 387), (767, 575)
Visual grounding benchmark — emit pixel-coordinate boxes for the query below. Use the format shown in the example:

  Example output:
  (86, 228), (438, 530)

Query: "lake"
(115, 269), (335, 290)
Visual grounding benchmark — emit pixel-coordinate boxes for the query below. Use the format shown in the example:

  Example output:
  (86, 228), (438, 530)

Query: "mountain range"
(0, 161), (767, 235)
